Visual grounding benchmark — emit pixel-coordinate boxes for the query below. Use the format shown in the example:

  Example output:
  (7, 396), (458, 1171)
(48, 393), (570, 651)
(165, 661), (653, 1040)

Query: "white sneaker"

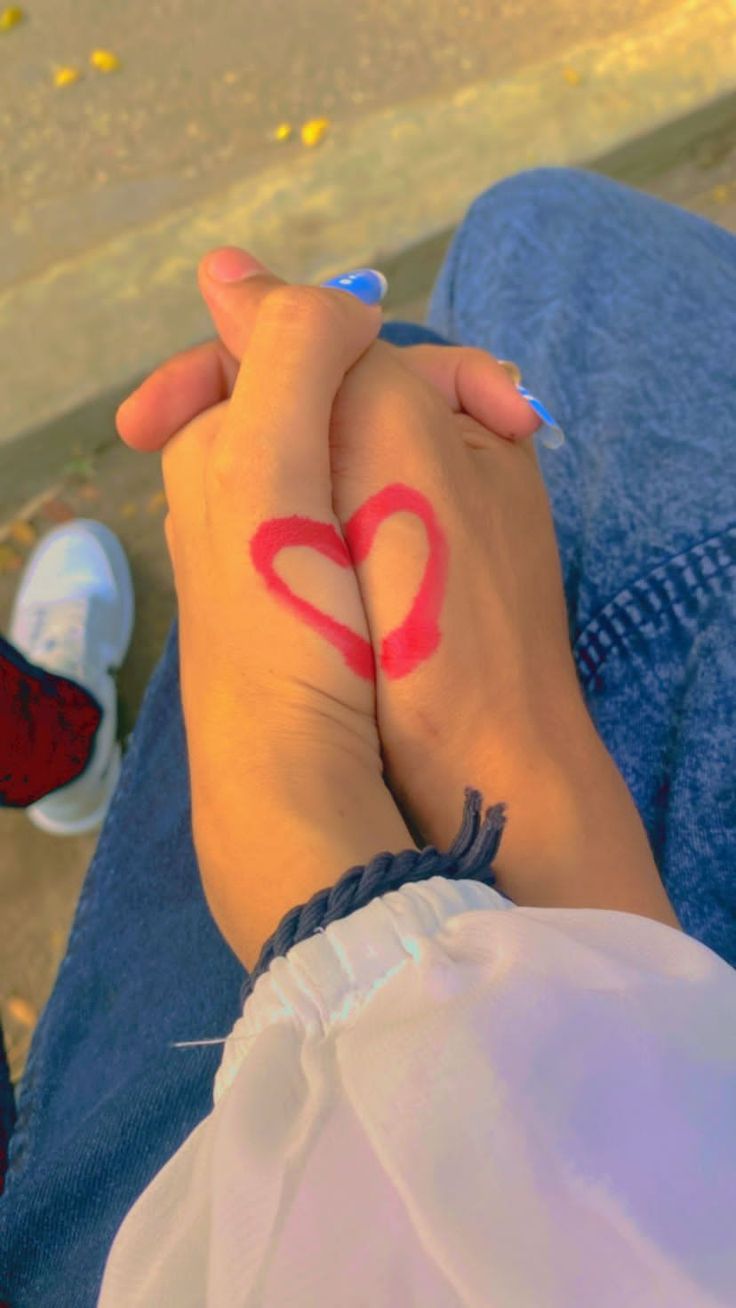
(8, 519), (135, 836)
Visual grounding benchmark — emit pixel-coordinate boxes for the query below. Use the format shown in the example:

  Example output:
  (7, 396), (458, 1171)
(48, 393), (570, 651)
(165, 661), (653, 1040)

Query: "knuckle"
(208, 442), (237, 490)
(260, 282), (336, 332)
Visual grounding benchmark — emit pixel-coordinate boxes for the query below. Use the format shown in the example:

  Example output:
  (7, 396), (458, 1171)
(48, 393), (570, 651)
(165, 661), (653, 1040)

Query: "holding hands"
(116, 250), (680, 967)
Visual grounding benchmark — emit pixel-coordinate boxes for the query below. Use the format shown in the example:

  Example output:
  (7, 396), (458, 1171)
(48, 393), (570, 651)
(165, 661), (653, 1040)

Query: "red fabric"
(0, 636), (102, 808)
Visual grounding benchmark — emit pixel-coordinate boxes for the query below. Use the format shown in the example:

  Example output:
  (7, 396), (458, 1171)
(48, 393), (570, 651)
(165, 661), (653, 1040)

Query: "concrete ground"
(1, 0), (735, 1091)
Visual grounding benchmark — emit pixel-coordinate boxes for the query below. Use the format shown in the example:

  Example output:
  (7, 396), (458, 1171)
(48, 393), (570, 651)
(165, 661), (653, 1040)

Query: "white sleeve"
(98, 875), (736, 1308)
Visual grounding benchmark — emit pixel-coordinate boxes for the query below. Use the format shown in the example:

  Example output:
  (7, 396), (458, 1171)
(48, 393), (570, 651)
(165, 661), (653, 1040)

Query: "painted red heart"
(249, 482), (448, 681)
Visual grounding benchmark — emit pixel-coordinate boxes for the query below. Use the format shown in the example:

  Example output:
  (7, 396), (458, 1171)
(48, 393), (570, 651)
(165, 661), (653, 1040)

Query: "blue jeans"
(1, 167), (734, 1306)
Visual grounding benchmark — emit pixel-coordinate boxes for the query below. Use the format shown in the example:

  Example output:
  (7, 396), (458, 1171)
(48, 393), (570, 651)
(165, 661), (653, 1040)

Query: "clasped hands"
(115, 249), (598, 970)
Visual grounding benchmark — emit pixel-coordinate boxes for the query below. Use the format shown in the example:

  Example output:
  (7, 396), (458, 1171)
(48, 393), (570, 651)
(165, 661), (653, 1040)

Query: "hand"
(118, 249), (579, 864)
(119, 250), (682, 931)
(128, 267), (423, 955)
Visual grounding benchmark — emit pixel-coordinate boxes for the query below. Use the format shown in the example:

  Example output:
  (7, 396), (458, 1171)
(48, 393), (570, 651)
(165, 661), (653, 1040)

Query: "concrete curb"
(1, 0), (734, 490)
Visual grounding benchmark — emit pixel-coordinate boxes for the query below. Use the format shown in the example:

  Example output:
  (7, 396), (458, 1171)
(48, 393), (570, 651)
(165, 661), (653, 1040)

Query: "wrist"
(472, 728), (681, 929)
(398, 707), (681, 931)
(195, 743), (415, 973)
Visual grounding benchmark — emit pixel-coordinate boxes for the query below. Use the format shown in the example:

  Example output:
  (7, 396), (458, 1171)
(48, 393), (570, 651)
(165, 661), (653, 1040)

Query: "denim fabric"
(0, 167), (734, 1306)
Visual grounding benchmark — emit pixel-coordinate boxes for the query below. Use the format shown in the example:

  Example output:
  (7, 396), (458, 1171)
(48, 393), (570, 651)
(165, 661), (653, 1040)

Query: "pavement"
(1, 0), (736, 1089)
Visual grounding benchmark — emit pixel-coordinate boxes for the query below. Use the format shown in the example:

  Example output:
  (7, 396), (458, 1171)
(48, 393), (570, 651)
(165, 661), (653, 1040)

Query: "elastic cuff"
(241, 788), (510, 1004)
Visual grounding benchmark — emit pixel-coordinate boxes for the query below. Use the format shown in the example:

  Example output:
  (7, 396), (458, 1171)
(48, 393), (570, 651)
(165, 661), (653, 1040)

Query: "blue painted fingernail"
(319, 268), (389, 306)
(516, 383), (567, 450)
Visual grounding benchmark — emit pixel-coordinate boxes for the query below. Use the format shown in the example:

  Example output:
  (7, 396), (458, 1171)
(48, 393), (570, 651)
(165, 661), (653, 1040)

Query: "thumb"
(209, 264), (387, 523)
(196, 249), (280, 359)
(198, 249), (388, 374)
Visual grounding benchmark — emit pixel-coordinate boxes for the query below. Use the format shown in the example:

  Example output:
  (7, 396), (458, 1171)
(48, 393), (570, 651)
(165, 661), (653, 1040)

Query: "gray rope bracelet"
(240, 787), (510, 1005)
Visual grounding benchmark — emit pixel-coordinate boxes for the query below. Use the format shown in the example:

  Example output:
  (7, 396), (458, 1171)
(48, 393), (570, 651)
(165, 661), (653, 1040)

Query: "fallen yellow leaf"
(0, 5), (23, 31)
(39, 497), (75, 523)
(274, 122), (293, 142)
(6, 995), (38, 1029)
(8, 518), (37, 547)
(148, 490), (167, 513)
(90, 48), (120, 72)
(301, 117), (330, 148)
(120, 502), (138, 519)
(54, 66), (81, 87)
(0, 544), (22, 573)
(563, 67), (582, 86)
(711, 184), (729, 204)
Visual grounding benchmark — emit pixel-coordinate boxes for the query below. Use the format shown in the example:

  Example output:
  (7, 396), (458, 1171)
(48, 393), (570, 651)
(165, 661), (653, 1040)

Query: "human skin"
(117, 254), (682, 972)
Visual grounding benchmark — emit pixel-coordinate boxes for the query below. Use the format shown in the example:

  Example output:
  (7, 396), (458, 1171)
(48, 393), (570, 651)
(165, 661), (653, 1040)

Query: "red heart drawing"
(249, 483), (448, 681)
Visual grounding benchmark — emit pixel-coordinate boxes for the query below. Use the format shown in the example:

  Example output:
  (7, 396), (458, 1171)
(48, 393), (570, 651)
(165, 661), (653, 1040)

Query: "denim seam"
(573, 522), (736, 689)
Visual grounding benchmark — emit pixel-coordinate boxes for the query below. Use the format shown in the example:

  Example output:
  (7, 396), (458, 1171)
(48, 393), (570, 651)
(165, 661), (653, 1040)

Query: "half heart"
(249, 482), (448, 681)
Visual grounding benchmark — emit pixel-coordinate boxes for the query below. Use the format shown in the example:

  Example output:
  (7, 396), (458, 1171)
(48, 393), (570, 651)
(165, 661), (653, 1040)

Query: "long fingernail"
(319, 268), (389, 305)
(516, 384), (567, 450)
